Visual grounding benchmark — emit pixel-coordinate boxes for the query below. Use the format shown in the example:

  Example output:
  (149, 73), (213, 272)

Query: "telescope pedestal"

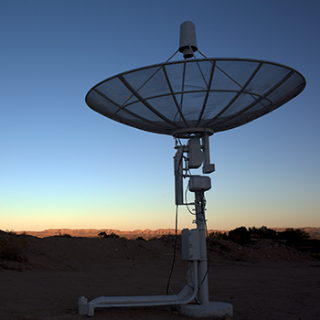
(178, 190), (233, 318)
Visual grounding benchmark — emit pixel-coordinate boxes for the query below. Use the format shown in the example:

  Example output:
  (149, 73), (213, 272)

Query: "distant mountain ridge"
(16, 227), (320, 240)
(18, 228), (185, 239)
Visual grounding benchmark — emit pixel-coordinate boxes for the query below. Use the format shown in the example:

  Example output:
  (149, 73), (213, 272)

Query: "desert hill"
(17, 227), (320, 240)
(0, 229), (317, 272)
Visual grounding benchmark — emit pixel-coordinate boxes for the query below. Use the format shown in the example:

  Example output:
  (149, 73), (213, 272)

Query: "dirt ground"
(0, 234), (319, 320)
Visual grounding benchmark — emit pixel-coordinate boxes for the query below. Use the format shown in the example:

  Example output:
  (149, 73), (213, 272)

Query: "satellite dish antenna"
(80, 21), (306, 318)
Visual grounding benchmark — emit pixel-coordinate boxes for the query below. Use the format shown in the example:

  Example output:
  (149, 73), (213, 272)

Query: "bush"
(98, 232), (119, 239)
(207, 226), (313, 249)
(277, 228), (310, 246)
(59, 233), (72, 238)
(208, 231), (228, 240)
(136, 236), (146, 241)
(228, 227), (251, 244)
(248, 226), (277, 239)
(0, 233), (28, 262)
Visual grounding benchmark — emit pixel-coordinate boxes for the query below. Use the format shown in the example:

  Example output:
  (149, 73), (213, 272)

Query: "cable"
(199, 194), (210, 287)
(185, 180), (196, 215)
(166, 204), (179, 295)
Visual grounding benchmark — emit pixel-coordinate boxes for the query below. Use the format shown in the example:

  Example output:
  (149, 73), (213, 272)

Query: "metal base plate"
(178, 301), (233, 318)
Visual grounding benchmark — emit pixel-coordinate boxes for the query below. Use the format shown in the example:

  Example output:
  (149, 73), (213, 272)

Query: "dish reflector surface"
(86, 58), (305, 135)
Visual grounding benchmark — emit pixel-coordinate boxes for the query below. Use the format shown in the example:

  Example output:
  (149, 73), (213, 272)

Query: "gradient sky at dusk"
(1, 1), (319, 231)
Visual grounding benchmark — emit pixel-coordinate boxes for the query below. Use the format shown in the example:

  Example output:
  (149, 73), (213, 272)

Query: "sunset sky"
(1, 1), (319, 232)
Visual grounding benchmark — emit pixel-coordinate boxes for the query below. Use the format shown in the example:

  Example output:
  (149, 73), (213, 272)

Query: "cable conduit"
(87, 261), (198, 316)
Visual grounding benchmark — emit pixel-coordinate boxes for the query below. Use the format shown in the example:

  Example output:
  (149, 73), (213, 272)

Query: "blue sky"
(1, 1), (319, 232)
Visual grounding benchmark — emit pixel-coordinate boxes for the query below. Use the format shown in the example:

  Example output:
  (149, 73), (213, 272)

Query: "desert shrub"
(161, 234), (171, 238)
(228, 226), (251, 244)
(98, 232), (119, 239)
(277, 228), (310, 246)
(59, 233), (72, 238)
(0, 233), (28, 262)
(136, 236), (146, 241)
(208, 231), (228, 240)
(248, 226), (277, 239)
(5, 229), (18, 236)
(108, 232), (119, 238)
(98, 232), (106, 238)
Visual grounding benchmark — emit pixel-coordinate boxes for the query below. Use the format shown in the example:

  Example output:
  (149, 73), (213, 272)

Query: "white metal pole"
(195, 191), (209, 305)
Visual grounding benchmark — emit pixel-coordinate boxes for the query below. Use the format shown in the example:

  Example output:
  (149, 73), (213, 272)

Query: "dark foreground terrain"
(0, 231), (319, 320)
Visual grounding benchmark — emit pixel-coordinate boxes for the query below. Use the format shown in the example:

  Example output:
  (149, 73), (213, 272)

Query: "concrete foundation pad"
(178, 301), (233, 318)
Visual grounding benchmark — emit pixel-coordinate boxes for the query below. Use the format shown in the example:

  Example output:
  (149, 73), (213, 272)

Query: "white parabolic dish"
(86, 58), (306, 136)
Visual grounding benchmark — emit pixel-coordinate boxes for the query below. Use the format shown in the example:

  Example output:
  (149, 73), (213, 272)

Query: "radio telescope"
(79, 21), (306, 318)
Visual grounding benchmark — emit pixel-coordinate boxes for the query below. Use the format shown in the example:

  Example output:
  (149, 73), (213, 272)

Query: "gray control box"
(181, 228), (200, 261)
(189, 175), (211, 192)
